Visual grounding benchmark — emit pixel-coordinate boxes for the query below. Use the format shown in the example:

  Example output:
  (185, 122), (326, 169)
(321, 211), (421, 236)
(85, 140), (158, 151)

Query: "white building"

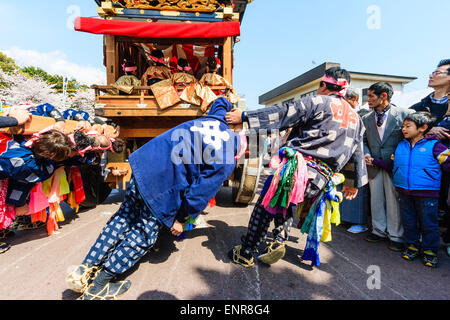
(259, 62), (417, 108)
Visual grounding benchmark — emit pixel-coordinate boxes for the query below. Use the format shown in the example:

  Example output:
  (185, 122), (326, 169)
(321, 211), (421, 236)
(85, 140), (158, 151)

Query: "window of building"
(362, 88), (369, 103)
(301, 90), (317, 98)
(282, 98), (294, 106)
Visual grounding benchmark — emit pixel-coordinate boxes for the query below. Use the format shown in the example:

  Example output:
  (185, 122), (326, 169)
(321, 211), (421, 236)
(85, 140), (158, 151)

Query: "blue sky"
(1, 0), (449, 109)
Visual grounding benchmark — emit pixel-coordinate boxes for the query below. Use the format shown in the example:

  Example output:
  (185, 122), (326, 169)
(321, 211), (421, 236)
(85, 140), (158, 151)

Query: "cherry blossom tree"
(0, 69), (95, 115)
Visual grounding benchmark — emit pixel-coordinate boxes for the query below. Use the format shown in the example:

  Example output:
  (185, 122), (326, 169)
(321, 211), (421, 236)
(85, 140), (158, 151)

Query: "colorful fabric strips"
(262, 147), (308, 217)
(300, 173), (345, 267)
(0, 167), (87, 235)
(0, 179), (15, 230)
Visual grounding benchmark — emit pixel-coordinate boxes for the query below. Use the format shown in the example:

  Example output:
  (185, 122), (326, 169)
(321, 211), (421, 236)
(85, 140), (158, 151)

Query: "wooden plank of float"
(97, 106), (205, 117)
(0, 116), (117, 136)
(223, 36), (233, 84)
(0, 116), (80, 135)
(120, 128), (171, 138)
(91, 85), (228, 91)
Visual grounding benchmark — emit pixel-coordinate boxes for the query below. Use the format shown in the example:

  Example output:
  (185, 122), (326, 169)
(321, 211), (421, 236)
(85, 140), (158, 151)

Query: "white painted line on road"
(163, 240), (187, 294)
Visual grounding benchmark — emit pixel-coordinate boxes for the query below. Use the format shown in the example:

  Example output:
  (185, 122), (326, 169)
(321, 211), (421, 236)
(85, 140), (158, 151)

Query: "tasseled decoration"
(66, 192), (79, 213)
(176, 215), (207, 240)
(184, 216), (197, 232)
(72, 167), (86, 204)
(47, 202), (65, 236)
(300, 193), (326, 267)
(42, 177), (52, 196)
(208, 197), (216, 209)
(46, 205), (58, 236)
(300, 173), (345, 267)
(269, 148), (297, 208)
(0, 179), (16, 230)
(28, 183), (50, 216)
(67, 167), (86, 213)
(59, 169), (70, 198)
(320, 173), (345, 242)
(31, 209), (47, 224)
(44, 167), (71, 235)
(261, 147), (308, 217)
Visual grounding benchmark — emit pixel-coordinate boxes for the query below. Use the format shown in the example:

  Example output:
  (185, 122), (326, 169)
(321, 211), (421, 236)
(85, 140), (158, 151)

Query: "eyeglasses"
(430, 71), (449, 77)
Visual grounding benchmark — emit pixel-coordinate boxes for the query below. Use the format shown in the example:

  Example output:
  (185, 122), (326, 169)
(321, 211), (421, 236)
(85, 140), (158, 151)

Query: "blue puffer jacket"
(393, 138), (441, 191)
(129, 98), (240, 228)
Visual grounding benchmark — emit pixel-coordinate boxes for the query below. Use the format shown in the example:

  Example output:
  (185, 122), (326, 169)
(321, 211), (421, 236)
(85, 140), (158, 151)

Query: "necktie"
(375, 106), (390, 127)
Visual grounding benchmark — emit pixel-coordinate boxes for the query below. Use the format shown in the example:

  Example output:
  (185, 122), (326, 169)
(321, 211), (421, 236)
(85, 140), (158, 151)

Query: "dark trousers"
(241, 194), (295, 255)
(241, 178), (322, 256)
(440, 174), (450, 244)
(397, 194), (440, 252)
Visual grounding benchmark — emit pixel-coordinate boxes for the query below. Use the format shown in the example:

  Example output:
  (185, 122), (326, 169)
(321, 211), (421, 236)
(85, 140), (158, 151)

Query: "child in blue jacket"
(370, 112), (450, 267)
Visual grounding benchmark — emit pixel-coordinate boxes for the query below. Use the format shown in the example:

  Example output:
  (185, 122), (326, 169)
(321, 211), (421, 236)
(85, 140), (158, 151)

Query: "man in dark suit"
(362, 82), (412, 252)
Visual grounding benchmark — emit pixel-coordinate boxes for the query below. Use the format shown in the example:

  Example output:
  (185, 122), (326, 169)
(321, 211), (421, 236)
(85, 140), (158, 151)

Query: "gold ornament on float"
(111, 0), (233, 13)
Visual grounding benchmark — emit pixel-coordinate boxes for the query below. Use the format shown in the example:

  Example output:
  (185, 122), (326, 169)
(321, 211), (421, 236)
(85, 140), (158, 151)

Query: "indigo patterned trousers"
(241, 178), (324, 256)
(83, 177), (161, 275)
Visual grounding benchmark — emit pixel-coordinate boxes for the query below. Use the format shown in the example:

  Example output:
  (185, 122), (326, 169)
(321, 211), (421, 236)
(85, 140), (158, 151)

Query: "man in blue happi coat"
(67, 97), (241, 300)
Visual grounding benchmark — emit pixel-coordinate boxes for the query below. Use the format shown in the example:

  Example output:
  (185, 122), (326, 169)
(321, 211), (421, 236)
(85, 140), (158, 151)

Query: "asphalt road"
(0, 180), (449, 301)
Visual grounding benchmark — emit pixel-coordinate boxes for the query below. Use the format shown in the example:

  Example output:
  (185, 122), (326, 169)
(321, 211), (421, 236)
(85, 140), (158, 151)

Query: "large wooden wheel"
(231, 123), (263, 205)
(232, 154), (263, 205)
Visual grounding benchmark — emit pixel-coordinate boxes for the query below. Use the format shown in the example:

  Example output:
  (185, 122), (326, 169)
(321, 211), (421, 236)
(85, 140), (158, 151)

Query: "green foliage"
(0, 51), (19, 73)
(0, 51), (88, 90)
(20, 66), (86, 90)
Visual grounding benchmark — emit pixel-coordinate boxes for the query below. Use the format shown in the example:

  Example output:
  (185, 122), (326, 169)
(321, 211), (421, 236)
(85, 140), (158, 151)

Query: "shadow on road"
(137, 290), (178, 300)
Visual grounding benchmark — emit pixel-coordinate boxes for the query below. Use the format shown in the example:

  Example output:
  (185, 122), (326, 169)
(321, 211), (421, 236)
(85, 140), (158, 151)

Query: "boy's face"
(402, 120), (427, 139)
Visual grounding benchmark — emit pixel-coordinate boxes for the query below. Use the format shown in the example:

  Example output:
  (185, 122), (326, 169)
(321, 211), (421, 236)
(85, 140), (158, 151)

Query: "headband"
(122, 63), (137, 72)
(24, 125), (55, 148)
(321, 75), (350, 97)
(177, 65), (192, 72)
(150, 55), (166, 65)
(69, 132), (116, 157)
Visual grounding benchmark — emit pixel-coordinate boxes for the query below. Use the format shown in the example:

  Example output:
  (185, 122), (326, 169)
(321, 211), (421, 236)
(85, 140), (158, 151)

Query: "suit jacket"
(362, 104), (412, 179)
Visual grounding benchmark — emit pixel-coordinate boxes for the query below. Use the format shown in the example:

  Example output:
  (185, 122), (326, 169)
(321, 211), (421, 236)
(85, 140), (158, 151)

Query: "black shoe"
(422, 250), (438, 268)
(402, 245), (420, 261)
(365, 233), (386, 243)
(388, 241), (404, 252)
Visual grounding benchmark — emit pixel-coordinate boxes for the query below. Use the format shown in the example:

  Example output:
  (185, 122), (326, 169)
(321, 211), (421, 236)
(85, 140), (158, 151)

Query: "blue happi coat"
(130, 97), (240, 228)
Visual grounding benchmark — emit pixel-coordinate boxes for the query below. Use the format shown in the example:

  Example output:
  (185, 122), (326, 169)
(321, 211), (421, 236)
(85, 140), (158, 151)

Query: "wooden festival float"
(8, 0), (261, 206)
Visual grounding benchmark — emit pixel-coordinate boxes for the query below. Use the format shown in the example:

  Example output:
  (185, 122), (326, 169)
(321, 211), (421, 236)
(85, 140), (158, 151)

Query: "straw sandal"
(0, 242), (11, 254)
(82, 280), (131, 300)
(66, 265), (101, 293)
(229, 245), (255, 268)
(0, 228), (15, 239)
(257, 240), (286, 265)
(16, 221), (46, 231)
